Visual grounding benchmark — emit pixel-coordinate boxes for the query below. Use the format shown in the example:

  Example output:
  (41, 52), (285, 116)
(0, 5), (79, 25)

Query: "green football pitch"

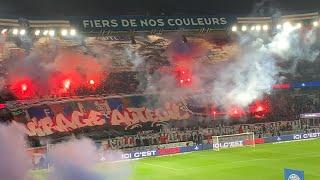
(30, 138), (320, 180)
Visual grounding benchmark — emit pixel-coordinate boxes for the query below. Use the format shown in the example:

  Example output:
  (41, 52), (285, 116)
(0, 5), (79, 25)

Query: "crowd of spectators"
(268, 89), (320, 121)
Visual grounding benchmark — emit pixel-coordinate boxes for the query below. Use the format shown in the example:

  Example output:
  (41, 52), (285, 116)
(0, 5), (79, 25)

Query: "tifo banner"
(15, 94), (191, 136)
(284, 168), (304, 180)
(75, 16), (235, 32)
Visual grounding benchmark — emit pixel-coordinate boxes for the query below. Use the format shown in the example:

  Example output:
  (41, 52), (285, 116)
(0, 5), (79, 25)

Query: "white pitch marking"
(140, 162), (180, 171)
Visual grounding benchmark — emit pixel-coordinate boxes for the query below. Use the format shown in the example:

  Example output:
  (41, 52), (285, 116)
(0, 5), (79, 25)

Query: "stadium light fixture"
(262, 25), (268, 31)
(231, 26), (237, 32)
(250, 26), (255, 31)
(61, 29), (68, 36)
(1, 29), (7, 35)
(255, 25), (261, 31)
(49, 30), (55, 37)
(241, 25), (247, 31)
(313, 21), (319, 27)
(19, 29), (26, 36)
(43, 30), (48, 36)
(70, 29), (76, 36)
(34, 30), (41, 36)
(12, 29), (19, 35)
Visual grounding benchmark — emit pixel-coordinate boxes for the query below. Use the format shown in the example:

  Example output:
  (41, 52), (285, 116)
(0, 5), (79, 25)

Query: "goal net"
(212, 132), (255, 151)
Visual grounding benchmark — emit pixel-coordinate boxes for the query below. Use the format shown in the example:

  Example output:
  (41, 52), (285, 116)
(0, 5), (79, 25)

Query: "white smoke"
(125, 45), (144, 69)
(47, 138), (104, 180)
(211, 25), (319, 108)
(212, 38), (277, 108)
(269, 24), (319, 61)
(47, 138), (131, 180)
(0, 122), (32, 180)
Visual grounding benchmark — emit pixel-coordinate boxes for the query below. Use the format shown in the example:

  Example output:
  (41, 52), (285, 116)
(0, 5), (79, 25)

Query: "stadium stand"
(0, 12), (318, 171)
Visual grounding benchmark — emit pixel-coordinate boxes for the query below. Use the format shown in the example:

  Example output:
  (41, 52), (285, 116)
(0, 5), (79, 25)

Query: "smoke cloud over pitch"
(0, 123), (32, 180)
(47, 138), (131, 180)
(47, 138), (104, 180)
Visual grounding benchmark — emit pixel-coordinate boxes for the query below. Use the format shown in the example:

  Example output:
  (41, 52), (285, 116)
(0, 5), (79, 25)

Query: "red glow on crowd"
(228, 106), (245, 118)
(249, 99), (271, 118)
(256, 106), (263, 112)
(174, 66), (192, 86)
(5, 51), (108, 99)
(63, 79), (71, 89)
(0, 104), (6, 109)
(210, 107), (218, 117)
(9, 78), (36, 99)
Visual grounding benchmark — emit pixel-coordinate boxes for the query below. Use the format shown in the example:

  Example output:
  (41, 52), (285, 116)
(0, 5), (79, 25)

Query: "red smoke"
(7, 51), (108, 99)
(174, 66), (193, 86)
(166, 38), (211, 89)
(9, 77), (36, 99)
(51, 52), (105, 89)
(49, 70), (81, 95)
(249, 99), (271, 118)
(228, 106), (245, 118)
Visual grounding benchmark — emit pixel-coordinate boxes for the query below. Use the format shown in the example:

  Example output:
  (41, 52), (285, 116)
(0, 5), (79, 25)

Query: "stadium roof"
(0, 0), (319, 17)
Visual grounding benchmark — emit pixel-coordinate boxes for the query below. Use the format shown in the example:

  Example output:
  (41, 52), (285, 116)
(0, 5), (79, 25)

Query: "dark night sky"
(0, 0), (318, 17)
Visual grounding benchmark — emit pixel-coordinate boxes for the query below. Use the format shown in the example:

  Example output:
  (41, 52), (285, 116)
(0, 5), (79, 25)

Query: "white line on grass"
(140, 162), (180, 171)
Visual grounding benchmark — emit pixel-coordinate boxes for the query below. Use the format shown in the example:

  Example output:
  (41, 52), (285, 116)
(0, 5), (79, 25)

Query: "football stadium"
(0, 0), (318, 180)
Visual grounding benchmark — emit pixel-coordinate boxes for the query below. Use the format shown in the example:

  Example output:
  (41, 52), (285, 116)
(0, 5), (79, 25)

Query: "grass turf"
(30, 138), (320, 180)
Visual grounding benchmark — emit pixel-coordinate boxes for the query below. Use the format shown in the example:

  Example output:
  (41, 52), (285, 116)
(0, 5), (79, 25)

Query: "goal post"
(212, 132), (255, 151)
